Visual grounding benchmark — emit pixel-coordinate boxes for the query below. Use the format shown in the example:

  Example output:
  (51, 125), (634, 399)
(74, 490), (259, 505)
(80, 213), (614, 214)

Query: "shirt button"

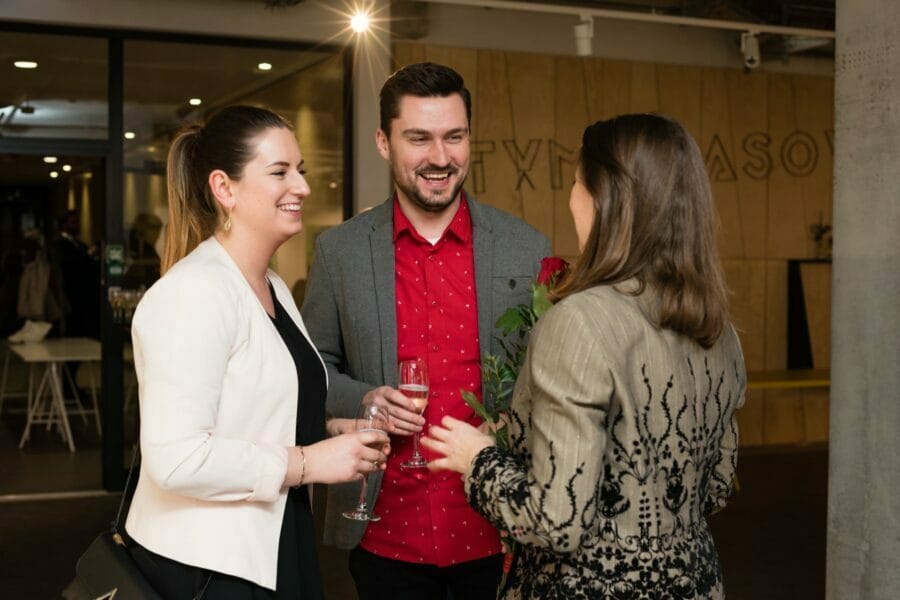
(428, 255), (435, 261)
(432, 344), (439, 352)
(431, 300), (438, 307)
(432, 391), (440, 398)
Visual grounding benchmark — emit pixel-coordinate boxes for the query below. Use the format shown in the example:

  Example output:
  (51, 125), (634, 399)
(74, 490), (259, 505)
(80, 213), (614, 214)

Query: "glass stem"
(412, 431), (421, 458)
(357, 476), (368, 512)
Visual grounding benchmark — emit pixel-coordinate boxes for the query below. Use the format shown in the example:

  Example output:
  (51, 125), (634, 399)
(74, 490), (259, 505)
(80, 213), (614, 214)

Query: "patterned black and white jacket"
(465, 280), (746, 600)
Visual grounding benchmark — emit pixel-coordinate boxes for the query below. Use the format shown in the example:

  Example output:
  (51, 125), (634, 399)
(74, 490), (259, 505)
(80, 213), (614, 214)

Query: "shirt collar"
(392, 192), (472, 245)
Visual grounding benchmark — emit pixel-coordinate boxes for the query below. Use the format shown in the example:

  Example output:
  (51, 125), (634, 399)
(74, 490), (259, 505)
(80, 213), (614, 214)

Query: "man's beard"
(393, 165), (468, 214)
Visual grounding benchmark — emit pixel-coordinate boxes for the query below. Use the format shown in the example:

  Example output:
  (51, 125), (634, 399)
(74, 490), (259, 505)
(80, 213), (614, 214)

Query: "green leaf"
(496, 307), (526, 334)
(460, 389), (492, 423)
(532, 283), (553, 318)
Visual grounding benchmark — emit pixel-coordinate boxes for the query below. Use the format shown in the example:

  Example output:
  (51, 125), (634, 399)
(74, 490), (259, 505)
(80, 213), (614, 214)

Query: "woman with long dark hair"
(423, 114), (746, 599)
(125, 105), (389, 599)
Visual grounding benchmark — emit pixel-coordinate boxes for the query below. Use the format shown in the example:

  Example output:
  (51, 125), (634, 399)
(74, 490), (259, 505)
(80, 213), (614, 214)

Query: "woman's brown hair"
(162, 105), (291, 274)
(553, 113), (729, 349)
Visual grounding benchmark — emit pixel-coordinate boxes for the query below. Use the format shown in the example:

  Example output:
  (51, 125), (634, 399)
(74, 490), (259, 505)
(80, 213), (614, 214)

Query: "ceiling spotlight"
(189, 98), (202, 106)
(350, 11), (371, 33)
(328, 181), (339, 189)
(741, 32), (761, 70)
(62, 164), (72, 172)
(574, 15), (594, 57)
(257, 62), (273, 71)
(14, 60), (38, 69)
(50, 171), (59, 179)
(43, 156), (58, 164)
(124, 131), (136, 140)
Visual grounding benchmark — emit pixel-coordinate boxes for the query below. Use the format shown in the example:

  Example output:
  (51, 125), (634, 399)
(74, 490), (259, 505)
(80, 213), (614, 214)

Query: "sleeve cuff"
(247, 443), (289, 502)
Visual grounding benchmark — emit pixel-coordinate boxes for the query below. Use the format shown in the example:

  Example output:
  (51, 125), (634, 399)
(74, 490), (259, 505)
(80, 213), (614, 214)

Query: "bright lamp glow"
(62, 164), (72, 172)
(189, 98), (202, 106)
(257, 62), (273, 71)
(50, 171), (59, 179)
(124, 131), (136, 140)
(14, 60), (38, 69)
(43, 156), (58, 164)
(350, 11), (371, 33)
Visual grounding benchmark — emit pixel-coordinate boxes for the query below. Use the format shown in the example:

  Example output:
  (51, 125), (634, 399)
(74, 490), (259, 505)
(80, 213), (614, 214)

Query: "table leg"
(87, 362), (101, 435)
(19, 366), (51, 449)
(48, 363), (76, 453)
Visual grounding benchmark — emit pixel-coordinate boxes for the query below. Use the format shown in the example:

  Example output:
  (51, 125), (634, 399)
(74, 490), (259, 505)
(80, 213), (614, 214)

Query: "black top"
(269, 283), (327, 599)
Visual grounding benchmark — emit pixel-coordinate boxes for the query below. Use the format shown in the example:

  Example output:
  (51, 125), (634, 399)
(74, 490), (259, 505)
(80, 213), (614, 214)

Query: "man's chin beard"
(399, 180), (465, 214)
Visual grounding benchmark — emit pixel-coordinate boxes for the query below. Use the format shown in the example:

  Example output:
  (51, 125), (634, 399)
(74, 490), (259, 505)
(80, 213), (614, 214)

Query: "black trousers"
(348, 547), (503, 600)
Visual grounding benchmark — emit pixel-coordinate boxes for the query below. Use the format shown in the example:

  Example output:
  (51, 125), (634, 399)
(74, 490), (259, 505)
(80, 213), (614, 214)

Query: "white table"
(10, 338), (101, 452)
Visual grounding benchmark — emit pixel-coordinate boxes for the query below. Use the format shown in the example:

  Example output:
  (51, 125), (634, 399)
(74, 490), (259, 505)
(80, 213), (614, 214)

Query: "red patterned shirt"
(358, 195), (503, 566)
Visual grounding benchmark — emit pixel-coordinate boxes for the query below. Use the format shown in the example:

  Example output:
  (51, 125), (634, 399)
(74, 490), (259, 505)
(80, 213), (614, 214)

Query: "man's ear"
(375, 128), (391, 161)
(208, 170), (236, 211)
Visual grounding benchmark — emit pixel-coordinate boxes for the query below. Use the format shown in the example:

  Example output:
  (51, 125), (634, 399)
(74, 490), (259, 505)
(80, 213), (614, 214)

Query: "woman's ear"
(208, 169), (236, 211)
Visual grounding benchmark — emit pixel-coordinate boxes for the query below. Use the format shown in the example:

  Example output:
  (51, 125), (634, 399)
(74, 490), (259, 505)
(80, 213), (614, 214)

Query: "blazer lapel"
(370, 201), (398, 388)
(469, 197), (495, 364)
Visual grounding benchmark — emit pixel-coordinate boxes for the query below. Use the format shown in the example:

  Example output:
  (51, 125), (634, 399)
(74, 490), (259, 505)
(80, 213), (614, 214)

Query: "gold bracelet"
(295, 446), (307, 488)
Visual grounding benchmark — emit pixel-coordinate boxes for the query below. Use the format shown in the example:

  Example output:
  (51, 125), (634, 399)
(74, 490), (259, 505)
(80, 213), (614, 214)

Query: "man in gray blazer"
(302, 62), (550, 600)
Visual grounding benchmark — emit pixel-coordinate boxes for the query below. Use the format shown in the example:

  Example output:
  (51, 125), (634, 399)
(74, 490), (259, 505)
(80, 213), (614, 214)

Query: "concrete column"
(352, 0), (392, 213)
(827, 1), (900, 598)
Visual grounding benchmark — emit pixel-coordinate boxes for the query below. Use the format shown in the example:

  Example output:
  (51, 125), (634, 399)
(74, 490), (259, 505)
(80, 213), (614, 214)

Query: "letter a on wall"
(705, 134), (738, 182)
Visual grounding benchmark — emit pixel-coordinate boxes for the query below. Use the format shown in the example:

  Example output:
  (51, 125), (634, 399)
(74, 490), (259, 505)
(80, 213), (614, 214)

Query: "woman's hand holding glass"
(286, 424), (389, 487)
(421, 416), (495, 475)
(343, 403), (391, 521)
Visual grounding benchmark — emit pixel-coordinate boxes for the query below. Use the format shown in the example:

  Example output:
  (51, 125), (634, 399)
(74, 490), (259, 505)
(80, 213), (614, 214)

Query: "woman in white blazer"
(423, 114), (746, 599)
(125, 106), (389, 599)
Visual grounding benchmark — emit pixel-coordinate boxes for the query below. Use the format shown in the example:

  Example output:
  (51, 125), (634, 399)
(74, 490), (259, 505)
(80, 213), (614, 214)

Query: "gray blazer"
(301, 194), (551, 549)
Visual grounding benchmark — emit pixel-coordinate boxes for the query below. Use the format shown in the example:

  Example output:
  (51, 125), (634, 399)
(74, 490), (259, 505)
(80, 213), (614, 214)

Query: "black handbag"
(73, 447), (164, 600)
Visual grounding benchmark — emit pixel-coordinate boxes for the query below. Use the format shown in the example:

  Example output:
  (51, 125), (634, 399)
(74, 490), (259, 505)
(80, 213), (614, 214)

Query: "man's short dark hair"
(379, 62), (472, 136)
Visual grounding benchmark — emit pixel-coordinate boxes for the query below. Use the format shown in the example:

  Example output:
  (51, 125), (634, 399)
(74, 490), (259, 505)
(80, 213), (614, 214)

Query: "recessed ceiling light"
(124, 131), (136, 140)
(62, 164), (72, 172)
(189, 98), (202, 106)
(50, 171), (59, 179)
(14, 60), (38, 69)
(43, 156), (58, 164)
(328, 181), (339, 189)
(350, 11), (371, 33)
(257, 62), (273, 71)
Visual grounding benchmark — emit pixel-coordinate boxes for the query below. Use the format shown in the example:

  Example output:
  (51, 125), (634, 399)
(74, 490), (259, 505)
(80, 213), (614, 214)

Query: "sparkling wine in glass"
(399, 359), (429, 469)
(342, 403), (389, 522)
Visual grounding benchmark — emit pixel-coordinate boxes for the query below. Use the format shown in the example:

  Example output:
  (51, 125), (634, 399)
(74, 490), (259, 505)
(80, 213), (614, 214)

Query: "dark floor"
(0, 446), (827, 599)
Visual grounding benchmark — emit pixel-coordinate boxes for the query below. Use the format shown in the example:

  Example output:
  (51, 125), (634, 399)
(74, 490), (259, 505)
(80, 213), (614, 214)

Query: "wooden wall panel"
(392, 43), (833, 447)
(507, 52), (555, 236)
(726, 70), (769, 260)
(552, 56), (590, 260)
(703, 69), (744, 260)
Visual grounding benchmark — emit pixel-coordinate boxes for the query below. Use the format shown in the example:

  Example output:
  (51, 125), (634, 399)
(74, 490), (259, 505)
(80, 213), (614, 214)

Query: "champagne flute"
(399, 358), (429, 469)
(342, 403), (389, 522)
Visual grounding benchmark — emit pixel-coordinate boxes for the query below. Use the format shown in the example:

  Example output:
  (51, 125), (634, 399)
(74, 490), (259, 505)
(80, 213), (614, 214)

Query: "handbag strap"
(113, 443), (140, 534)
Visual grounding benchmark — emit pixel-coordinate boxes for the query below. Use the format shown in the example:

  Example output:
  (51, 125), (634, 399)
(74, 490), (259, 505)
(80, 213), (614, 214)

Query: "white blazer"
(125, 237), (326, 590)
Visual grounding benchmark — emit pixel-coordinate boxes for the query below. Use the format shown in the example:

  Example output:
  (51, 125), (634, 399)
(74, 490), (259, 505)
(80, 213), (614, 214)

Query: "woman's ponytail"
(161, 125), (219, 274)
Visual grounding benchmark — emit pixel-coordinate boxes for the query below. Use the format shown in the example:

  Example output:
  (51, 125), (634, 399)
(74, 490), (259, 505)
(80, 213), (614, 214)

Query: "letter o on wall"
(780, 131), (819, 177)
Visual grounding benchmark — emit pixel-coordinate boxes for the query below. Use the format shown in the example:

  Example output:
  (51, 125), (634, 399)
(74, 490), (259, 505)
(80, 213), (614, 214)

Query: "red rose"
(537, 256), (569, 286)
